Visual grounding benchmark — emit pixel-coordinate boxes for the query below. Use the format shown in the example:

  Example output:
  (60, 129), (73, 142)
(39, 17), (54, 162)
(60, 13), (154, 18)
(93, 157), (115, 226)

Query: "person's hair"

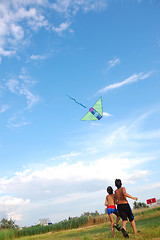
(115, 179), (122, 189)
(107, 186), (113, 195)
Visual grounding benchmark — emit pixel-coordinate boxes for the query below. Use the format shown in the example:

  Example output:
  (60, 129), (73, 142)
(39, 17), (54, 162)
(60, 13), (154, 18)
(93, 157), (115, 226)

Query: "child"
(105, 186), (121, 238)
(115, 179), (138, 238)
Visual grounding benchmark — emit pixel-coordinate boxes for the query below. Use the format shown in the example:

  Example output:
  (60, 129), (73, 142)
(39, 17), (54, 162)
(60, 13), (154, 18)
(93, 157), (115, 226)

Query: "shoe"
(113, 223), (121, 231)
(121, 228), (129, 238)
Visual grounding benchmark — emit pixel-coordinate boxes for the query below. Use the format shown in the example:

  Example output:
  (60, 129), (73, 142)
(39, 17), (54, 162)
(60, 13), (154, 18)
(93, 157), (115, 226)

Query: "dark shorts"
(117, 203), (134, 222)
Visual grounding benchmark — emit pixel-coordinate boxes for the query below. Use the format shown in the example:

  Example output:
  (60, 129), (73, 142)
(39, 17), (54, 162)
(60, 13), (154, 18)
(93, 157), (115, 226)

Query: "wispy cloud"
(107, 57), (120, 70)
(51, 0), (106, 33)
(103, 108), (160, 149)
(0, 48), (16, 63)
(2, 68), (40, 128)
(98, 71), (152, 94)
(0, 0), (107, 61)
(134, 129), (160, 140)
(51, 0), (107, 15)
(0, 104), (9, 113)
(30, 54), (47, 61)
(5, 69), (40, 109)
(7, 112), (29, 129)
(49, 152), (81, 161)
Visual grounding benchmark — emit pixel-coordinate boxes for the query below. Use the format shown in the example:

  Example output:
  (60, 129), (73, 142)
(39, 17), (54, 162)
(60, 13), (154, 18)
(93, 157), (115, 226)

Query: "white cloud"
(51, 0), (107, 15)
(7, 113), (29, 128)
(5, 70), (40, 109)
(102, 108), (160, 150)
(0, 0), (107, 61)
(6, 79), (19, 93)
(50, 190), (105, 205)
(107, 57), (120, 70)
(3, 69), (40, 128)
(98, 71), (152, 94)
(83, 0), (107, 12)
(49, 152), (81, 161)
(1, 108), (159, 225)
(52, 21), (71, 33)
(0, 196), (30, 221)
(0, 47), (16, 57)
(131, 181), (160, 196)
(30, 54), (47, 60)
(133, 129), (160, 140)
(0, 104), (9, 113)
(0, 149), (154, 225)
(0, 2), (48, 59)
(8, 0), (49, 8)
(0, 155), (151, 187)
(103, 112), (112, 117)
(0, 196), (30, 206)
(1, 68), (40, 129)
(11, 23), (24, 40)
(20, 88), (40, 109)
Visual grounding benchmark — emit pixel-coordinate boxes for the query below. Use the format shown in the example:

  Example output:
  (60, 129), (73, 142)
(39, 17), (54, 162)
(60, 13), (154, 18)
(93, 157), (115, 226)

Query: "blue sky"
(0, 0), (160, 226)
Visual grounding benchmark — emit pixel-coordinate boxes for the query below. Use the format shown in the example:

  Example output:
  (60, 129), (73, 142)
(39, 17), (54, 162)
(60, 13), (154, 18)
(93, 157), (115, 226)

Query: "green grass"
(11, 216), (160, 240)
(0, 207), (160, 240)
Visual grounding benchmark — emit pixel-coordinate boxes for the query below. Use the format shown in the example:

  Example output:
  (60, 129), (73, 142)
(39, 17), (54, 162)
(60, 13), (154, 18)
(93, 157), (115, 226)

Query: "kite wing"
(81, 97), (103, 121)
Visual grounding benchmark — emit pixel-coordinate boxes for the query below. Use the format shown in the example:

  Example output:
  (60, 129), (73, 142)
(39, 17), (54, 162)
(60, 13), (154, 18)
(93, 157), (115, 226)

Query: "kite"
(67, 95), (103, 121)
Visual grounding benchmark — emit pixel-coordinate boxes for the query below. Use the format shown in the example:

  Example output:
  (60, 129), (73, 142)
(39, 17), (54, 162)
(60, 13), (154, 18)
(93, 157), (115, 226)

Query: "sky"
(0, 0), (160, 227)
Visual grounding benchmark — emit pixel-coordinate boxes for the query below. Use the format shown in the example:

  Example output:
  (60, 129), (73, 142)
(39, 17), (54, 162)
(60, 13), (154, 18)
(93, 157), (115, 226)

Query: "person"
(115, 179), (138, 238)
(105, 186), (121, 238)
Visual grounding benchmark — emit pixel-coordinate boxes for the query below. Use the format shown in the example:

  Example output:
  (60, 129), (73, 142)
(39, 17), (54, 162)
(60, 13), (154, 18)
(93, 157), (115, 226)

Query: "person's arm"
(114, 193), (118, 205)
(122, 187), (138, 201)
(105, 196), (108, 206)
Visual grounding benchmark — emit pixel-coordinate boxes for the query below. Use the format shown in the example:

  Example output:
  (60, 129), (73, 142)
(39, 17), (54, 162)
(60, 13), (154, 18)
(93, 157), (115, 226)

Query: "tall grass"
(0, 229), (15, 240)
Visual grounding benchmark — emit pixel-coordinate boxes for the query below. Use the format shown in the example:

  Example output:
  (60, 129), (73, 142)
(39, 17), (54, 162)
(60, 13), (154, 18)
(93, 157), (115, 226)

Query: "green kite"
(67, 95), (103, 121)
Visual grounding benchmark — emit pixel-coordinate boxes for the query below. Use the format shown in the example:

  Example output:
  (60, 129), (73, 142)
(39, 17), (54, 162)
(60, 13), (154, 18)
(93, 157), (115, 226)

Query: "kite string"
(66, 95), (87, 108)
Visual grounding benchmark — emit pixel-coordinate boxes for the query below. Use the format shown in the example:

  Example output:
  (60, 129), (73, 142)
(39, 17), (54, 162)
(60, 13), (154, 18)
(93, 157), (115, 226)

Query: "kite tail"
(66, 95), (87, 108)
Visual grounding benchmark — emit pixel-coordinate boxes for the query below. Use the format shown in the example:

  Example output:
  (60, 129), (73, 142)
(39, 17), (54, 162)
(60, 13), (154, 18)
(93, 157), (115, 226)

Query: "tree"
(0, 218), (19, 229)
(133, 201), (149, 209)
(82, 211), (100, 217)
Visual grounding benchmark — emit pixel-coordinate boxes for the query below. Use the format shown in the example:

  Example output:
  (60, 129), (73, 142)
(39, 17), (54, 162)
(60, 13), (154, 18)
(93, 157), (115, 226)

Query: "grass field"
(16, 207), (160, 240)
(0, 207), (160, 240)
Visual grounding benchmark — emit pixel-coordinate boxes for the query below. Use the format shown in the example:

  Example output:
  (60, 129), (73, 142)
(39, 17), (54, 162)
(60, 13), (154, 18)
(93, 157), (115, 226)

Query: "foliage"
(82, 211), (99, 217)
(0, 218), (19, 229)
(133, 201), (149, 209)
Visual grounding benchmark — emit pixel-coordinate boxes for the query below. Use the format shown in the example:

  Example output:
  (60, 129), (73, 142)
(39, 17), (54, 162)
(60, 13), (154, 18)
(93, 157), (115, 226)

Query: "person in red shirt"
(115, 179), (138, 238)
(105, 186), (121, 238)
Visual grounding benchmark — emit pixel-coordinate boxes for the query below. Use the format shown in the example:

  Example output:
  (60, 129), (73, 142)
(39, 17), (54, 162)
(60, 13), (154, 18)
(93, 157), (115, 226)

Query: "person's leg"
(113, 212), (121, 231)
(109, 214), (115, 238)
(122, 220), (127, 230)
(121, 223), (129, 238)
(115, 212), (121, 225)
(131, 220), (137, 233)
